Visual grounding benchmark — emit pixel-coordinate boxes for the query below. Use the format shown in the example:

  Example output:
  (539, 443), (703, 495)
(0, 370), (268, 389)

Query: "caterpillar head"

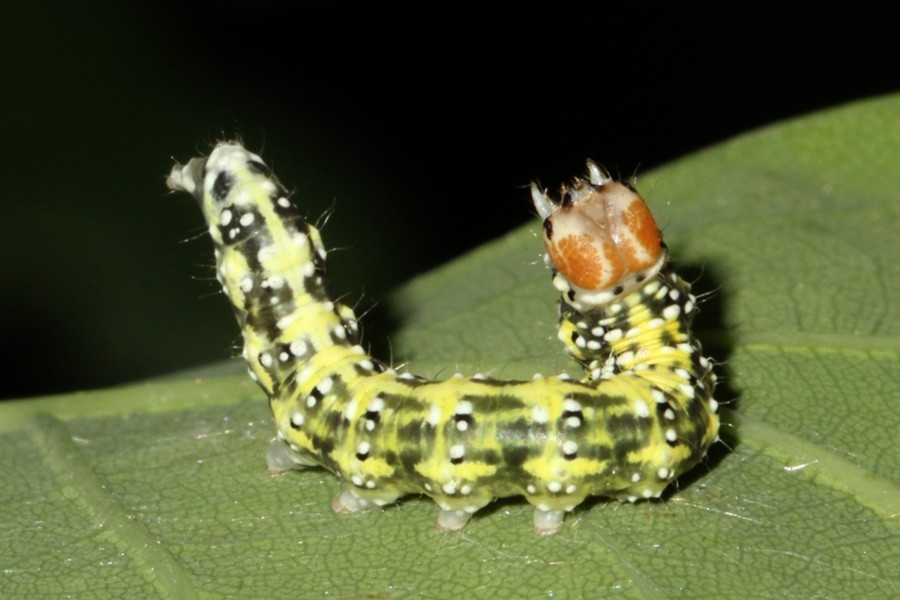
(531, 161), (666, 309)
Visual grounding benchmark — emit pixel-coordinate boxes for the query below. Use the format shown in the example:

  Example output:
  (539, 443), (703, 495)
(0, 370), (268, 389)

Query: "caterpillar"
(167, 142), (719, 535)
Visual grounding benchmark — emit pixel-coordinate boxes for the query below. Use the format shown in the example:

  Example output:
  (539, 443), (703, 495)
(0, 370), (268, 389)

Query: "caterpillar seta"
(167, 142), (719, 535)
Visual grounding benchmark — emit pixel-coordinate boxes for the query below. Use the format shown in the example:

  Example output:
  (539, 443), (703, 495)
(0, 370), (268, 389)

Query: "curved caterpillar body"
(167, 142), (719, 534)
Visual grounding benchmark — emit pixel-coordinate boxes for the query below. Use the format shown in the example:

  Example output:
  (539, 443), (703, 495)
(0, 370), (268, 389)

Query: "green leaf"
(3, 95), (899, 599)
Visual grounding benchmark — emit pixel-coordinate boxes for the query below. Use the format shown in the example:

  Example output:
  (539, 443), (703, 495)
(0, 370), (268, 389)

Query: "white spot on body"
(647, 318), (665, 329)
(344, 398), (358, 420)
(318, 377), (334, 395)
(276, 313), (297, 331)
(563, 398), (582, 413)
(427, 404), (442, 426)
(290, 340), (307, 357)
(456, 400), (473, 415)
(678, 384), (696, 399)
(616, 351), (635, 366)
(603, 328), (624, 342)
(634, 399), (650, 418)
(265, 275), (285, 289)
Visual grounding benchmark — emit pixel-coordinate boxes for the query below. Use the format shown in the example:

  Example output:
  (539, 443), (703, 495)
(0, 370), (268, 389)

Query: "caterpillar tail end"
(166, 156), (206, 198)
(533, 508), (565, 535)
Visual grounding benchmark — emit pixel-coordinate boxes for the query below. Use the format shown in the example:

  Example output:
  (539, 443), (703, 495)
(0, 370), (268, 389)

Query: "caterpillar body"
(167, 142), (719, 535)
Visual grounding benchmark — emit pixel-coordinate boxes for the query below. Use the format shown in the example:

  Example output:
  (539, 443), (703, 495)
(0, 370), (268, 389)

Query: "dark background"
(1, 2), (894, 399)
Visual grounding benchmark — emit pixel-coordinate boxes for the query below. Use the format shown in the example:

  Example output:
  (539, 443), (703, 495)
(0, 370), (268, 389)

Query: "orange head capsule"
(532, 161), (666, 305)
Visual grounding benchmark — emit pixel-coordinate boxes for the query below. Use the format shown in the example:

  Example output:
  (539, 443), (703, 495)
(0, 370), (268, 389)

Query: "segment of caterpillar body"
(167, 142), (719, 535)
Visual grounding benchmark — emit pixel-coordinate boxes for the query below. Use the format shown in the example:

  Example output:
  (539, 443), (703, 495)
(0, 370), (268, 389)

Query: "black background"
(1, 2), (895, 399)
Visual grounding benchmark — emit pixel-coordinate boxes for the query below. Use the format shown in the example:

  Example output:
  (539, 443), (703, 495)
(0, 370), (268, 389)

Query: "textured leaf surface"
(3, 96), (899, 598)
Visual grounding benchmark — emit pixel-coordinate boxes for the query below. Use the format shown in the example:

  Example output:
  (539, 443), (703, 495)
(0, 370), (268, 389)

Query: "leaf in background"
(3, 95), (898, 598)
